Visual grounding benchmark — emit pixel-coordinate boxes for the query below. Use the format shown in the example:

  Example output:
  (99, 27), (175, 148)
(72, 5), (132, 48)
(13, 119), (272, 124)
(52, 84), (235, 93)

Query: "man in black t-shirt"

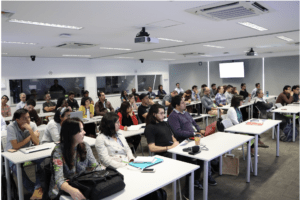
(67, 91), (79, 110)
(138, 93), (150, 123)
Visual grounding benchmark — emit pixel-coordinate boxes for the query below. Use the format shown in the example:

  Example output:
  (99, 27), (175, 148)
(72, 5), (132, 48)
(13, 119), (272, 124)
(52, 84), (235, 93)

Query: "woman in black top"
(157, 85), (167, 96)
(239, 83), (251, 99)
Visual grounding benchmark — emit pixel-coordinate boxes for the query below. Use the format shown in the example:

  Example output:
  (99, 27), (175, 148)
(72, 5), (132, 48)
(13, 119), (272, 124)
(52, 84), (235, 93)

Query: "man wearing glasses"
(1, 95), (11, 117)
(16, 93), (27, 110)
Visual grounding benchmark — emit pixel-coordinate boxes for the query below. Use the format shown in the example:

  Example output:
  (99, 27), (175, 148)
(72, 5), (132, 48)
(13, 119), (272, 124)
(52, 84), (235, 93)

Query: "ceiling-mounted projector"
(135, 27), (159, 44)
(246, 48), (257, 56)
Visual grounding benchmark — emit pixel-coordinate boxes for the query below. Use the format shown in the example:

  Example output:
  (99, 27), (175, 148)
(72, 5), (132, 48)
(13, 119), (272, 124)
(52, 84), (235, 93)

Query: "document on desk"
(127, 125), (142, 131)
(19, 143), (53, 154)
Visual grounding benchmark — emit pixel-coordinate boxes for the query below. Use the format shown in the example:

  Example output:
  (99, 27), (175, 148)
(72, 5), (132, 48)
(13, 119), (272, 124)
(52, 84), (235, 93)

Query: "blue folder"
(129, 157), (163, 169)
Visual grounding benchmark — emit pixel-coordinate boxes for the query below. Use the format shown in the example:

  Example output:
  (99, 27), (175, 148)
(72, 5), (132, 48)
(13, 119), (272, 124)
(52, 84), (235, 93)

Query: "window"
(9, 77), (85, 103)
(96, 76), (135, 95)
(137, 75), (162, 92)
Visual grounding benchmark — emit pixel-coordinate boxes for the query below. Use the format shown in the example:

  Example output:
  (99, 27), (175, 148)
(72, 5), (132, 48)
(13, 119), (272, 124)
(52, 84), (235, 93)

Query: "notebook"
(19, 143), (53, 154)
(129, 157), (163, 169)
(127, 125), (142, 131)
(133, 156), (155, 163)
(246, 119), (266, 126)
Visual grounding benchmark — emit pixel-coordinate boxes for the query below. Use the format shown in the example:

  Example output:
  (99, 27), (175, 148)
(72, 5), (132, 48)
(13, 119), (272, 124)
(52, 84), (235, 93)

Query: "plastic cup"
(195, 135), (201, 146)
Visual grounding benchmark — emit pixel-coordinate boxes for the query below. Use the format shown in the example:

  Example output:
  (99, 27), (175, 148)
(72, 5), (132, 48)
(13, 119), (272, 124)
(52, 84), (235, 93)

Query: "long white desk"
(83, 116), (103, 124)
(271, 106), (300, 142)
(168, 132), (254, 200)
(225, 119), (281, 176)
(60, 155), (199, 200)
(118, 124), (145, 138)
(2, 136), (96, 200)
(4, 112), (56, 122)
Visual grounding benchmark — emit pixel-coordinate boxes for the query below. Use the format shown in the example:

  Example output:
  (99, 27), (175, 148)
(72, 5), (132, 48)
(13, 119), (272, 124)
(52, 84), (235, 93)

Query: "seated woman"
(128, 94), (138, 110)
(157, 84), (167, 96)
(215, 86), (227, 107)
(227, 96), (268, 155)
(79, 97), (96, 137)
(48, 118), (102, 200)
(55, 97), (72, 111)
(232, 87), (239, 96)
(117, 102), (141, 152)
(41, 107), (71, 144)
(120, 90), (128, 102)
(96, 112), (135, 169)
(183, 89), (193, 113)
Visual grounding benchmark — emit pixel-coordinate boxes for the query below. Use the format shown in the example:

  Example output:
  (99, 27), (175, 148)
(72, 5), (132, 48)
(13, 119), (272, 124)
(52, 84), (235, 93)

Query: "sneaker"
(194, 180), (203, 189)
(258, 143), (269, 148)
(30, 187), (43, 200)
(208, 176), (217, 186)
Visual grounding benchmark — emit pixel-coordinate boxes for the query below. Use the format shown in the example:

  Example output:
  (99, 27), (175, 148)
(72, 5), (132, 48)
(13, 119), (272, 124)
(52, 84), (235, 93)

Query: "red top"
(117, 112), (138, 130)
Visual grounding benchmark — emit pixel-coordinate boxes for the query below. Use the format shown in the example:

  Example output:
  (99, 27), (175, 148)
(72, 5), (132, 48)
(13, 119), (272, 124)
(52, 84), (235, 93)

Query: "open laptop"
(243, 97), (250, 105)
(19, 143), (53, 154)
(70, 111), (89, 122)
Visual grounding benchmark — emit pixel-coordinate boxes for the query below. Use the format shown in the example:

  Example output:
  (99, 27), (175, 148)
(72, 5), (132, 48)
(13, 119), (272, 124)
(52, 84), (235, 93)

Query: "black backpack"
(139, 188), (167, 200)
(216, 118), (225, 132)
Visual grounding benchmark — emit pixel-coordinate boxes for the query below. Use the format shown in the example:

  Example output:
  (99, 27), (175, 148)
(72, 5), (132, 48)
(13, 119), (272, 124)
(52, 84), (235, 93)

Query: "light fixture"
(2, 41), (37, 45)
(2, 53), (8, 55)
(153, 51), (176, 53)
(161, 58), (175, 60)
(200, 55), (213, 57)
(115, 57), (134, 59)
(276, 36), (293, 42)
(100, 47), (131, 51)
(62, 55), (91, 57)
(238, 22), (268, 31)
(203, 45), (224, 49)
(9, 19), (83, 30)
(256, 44), (282, 48)
(158, 38), (184, 42)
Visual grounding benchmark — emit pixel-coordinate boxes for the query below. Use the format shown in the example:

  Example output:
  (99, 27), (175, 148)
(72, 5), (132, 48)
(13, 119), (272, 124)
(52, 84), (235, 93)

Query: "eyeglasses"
(21, 116), (30, 120)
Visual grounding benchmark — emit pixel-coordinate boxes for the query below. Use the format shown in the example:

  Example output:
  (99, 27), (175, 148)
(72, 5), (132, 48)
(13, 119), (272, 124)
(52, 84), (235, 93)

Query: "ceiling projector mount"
(246, 48), (257, 56)
(135, 27), (159, 44)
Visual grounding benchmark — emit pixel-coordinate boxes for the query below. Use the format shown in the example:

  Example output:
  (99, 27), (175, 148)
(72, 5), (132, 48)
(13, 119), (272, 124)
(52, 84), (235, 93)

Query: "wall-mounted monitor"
(219, 62), (244, 78)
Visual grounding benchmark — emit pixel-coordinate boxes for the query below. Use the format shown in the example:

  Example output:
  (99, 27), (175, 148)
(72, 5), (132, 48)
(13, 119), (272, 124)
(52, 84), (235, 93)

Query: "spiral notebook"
(129, 157), (163, 169)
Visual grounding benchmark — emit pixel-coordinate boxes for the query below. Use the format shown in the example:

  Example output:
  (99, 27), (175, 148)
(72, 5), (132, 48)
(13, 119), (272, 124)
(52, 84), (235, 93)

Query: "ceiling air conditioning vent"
(56, 42), (97, 49)
(185, 1), (273, 21)
(181, 52), (205, 57)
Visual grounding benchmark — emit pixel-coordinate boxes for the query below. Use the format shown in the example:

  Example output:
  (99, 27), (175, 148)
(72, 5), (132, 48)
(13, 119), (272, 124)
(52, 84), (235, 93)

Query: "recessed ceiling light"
(162, 58), (175, 60)
(62, 55), (91, 57)
(153, 51), (176, 54)
(200, 55), (213, 57)
(100, 47), (131, 51)
(2, 41), (37, 45)
(256, 44), (282, 48)
(9, 19), (83, 30)
(238, 22), (268, 31)
(115, 57), (134, 59)
(2, 53), (8, 55)
(276, 36), (294, 42)
(203, 45), (224, 49)
(158, 38), (184, 43)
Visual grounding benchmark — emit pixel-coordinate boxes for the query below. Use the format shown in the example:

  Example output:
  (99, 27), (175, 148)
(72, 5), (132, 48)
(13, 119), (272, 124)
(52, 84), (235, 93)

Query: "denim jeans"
(9, 158), (45, 193)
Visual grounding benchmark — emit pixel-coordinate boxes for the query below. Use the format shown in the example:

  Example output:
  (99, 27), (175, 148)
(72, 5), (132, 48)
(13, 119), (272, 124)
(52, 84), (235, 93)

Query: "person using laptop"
(42, 93), (56, 113)
(251, 83), (260, 98)
(5, 108), (44, 199)
(49, 118), (102, 200)
(67, 91), (79, 110)
(292, 85), (299, 102)
(1, 95), (11, 117)
(215, 86), (226, 107)
(202, 87), (222, 115)
(224, 85), (234, 104)
(117, 101), (140, 152)
(168, 95), (217, 189)
(25, 99), (42, 126)
(138, 93), (151, 123)
(16, 93), (26, 110)
(95, 91), (114, 116)
(276, 85), (294, 106)
(41, 107), (71, 144)
(95, 112), (135, 169)
(174, 83), (184, 94)
(79, 97), (96, 137)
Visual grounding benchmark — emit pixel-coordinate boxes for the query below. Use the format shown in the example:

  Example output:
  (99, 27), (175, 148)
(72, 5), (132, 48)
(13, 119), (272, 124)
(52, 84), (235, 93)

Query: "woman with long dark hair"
(157, 85), (166, 96)
(117, 101), (141, 151)
(49, 118), (101, 200)
(120, 90), (128, 102)
(95, 112), (135, 168)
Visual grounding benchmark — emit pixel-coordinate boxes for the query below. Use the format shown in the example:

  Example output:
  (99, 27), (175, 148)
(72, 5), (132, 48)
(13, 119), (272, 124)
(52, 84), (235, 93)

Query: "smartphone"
(142, 168), (155, 173)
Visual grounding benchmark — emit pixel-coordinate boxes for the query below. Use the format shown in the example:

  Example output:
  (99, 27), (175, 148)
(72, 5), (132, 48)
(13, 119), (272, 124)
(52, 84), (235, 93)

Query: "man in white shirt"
(251, 83), (260, 98)
(174, 83), (184, 94)
(16, 93), (26, 110)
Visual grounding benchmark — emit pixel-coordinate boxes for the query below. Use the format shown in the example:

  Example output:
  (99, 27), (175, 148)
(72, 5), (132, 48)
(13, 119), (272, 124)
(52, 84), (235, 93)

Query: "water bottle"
(86, 109), (90, 120)
(266, 91), (269, 97)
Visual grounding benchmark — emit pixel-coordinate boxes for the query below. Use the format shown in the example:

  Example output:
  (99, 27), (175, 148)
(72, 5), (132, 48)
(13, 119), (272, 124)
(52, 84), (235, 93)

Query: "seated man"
(199, 84), (207, 98)
(210, 83), (217, 98)
(49, 79), (66, 94)
(95, 91), (114, 116)
(224, 85), (233, 104)
(42, 93), (56, 113)
(147, 86), (157, 99)
(292, 85), (299, 102)
(138, 93), (150, 123)
(168, 95), (217, 186)
(192, 85), (200, 101)
(16, 93), (27, 110)
(162, 90), (178, 108)
(174, 83), (184, 94)
(67, 91), (79, 110)
(251, 83), (260, 98)
(276, 85), (294, 106)
(25, 99), (42, 126)
(255, 89), (289, 130)
(202, 87), (222, 115)
(5, 109), (43, 198)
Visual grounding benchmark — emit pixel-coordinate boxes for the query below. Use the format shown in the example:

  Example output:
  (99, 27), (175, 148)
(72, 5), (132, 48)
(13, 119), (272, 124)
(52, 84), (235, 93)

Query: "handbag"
(67, 166), (125, 200)
(222, 154), (239, 176)
(204, 121), (217, 136)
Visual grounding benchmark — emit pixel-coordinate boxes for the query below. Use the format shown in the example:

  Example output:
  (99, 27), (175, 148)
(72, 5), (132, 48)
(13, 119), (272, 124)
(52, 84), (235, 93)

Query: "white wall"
(1, 57), (169, 110)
